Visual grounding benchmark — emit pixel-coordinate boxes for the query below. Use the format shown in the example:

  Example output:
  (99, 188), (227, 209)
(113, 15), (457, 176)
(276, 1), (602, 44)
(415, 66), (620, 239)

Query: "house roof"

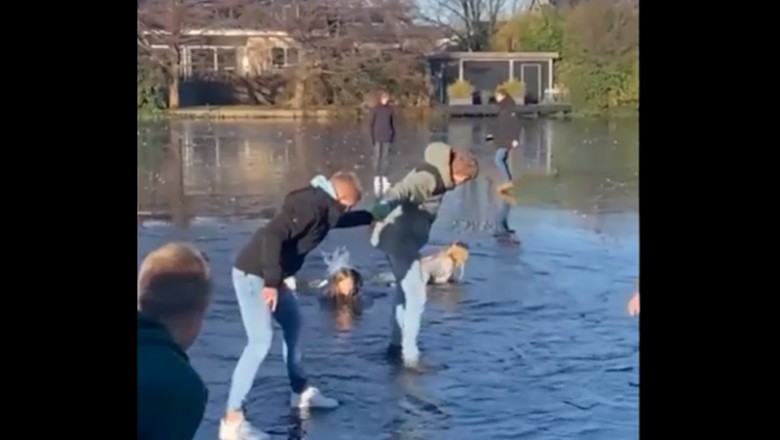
(427, 51), (560, 61)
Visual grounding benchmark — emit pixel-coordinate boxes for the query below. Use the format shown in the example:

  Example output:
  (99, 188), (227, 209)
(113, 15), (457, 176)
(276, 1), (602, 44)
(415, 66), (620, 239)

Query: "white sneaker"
(402, 347), (421, 369)
(283, 276), (297, 291)
(374, 176), (391, 197)
(219, 418), (270, 440)
(290, 386), (339, 409)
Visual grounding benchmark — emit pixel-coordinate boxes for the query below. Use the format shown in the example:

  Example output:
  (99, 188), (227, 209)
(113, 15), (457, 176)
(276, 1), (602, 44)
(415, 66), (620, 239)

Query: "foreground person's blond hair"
(138, 243), (211, 315)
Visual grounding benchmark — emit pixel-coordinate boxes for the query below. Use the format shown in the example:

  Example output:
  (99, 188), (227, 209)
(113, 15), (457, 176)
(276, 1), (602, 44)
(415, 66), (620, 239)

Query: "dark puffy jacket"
(138, 312), (207, 440)
(368, 104), (396, 144)
(494, 96), (522, 149)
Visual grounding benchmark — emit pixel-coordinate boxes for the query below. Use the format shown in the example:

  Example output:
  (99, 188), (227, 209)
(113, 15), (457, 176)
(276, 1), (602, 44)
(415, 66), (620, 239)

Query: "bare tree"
(137, 0), (247, 108)
(138, 0), (439, 108)
(244, 0), (439, 107)
(415, 0), (508, 51)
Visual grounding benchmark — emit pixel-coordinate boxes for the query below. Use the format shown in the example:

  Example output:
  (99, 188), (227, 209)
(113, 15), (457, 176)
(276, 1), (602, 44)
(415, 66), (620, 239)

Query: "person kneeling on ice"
(371, 142), (478, 368)
(221, 172), (374, 440)
(421, 241), (470, 285)
(372, 242), (470, 287)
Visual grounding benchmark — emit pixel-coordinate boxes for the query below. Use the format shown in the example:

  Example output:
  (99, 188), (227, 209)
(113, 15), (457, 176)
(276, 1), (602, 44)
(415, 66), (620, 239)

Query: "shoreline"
(138, 103), (635, 121)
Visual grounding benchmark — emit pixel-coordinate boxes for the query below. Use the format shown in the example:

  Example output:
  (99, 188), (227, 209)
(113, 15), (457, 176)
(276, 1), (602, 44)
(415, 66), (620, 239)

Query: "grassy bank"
(137, 105), (436, 121)
(139, 104), (586, 121)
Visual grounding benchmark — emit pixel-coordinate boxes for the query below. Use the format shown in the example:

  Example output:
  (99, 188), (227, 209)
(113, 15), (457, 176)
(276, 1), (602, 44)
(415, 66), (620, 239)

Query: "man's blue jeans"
(494, 147), (512, 184)
(226, 268), (306, 412)
(387, 254), (427, 364)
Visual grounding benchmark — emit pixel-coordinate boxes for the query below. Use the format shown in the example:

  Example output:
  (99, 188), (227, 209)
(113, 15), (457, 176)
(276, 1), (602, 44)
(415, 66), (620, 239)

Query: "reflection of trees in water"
(516, 119), (554, 176)
(161, 131), (188, 228)
(137, 119), (638, 222)
(137, 124), (166, 211)
(510, 117), (638, 216)
(550, 118), (638, 177)
(137, 123), (190, 227)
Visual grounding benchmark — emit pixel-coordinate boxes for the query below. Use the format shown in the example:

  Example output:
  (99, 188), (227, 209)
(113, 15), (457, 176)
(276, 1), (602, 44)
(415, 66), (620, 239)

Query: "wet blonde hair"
(327, 268), (364, 300)
(441, 241), (469, 266)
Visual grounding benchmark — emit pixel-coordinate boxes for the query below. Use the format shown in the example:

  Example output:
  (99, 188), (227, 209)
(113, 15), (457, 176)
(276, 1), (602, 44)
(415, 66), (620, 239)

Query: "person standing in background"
(368, 91), (396, 196)
(492, 89), (522, 194)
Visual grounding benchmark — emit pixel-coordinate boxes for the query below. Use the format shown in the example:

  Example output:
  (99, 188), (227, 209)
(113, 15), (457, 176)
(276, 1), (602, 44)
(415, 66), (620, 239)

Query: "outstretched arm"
(335, 210), (374, 228)
(372, 171), (438, 220)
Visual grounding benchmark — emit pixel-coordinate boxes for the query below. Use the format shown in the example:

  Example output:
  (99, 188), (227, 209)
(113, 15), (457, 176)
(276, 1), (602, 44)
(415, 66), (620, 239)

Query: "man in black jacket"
(367, 91), (396, 195)
(220, 172), (374, 440)
(137, 243), (213, 440)
(493, 89), (522, 194)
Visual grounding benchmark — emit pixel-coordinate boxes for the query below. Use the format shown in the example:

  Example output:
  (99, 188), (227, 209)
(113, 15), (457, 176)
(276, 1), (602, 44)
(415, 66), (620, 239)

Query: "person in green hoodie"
(138, 243), (213, 440)
(371, 142), (479, 368)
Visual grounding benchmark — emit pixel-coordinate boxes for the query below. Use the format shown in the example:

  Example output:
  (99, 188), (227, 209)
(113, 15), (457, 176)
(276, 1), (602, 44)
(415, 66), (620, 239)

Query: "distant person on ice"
(491, 88), (522, 195)
(137, 243), (212, 440)
(367, 90), (396, 196)
(371, 142), (478, 368)
(220, 172), (373, 440)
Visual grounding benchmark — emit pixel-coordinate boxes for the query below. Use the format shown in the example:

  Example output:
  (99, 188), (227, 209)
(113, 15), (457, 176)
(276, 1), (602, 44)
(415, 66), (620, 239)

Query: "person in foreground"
(628, 291), (640, 316)
(491, 88), (522, 194)
(137, 243), (212, 440)
(371, 142), (479, 368)
(221, 172), (373, 440)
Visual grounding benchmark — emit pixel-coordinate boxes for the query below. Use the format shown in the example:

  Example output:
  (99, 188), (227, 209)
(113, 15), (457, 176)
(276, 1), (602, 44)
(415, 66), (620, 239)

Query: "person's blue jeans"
(387, 254), (427, 364)
(226, 268), (306, 412)
(494, 147), (512, 184)
(374, 141), (392, 176)
(495, 198), (512, 234)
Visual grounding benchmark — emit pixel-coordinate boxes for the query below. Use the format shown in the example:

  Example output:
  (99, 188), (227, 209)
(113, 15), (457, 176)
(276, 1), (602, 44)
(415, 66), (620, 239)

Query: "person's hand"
(628, 292), (639, 316)
(263, 286), (278, 312)
(371, 201), (393, 221)
(511, 139), (519, 148)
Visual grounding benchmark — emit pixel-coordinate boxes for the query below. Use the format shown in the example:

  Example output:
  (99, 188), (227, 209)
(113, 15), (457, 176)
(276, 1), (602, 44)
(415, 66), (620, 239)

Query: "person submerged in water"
(310, 248), (377, 331)
(321, 266), (365, 308)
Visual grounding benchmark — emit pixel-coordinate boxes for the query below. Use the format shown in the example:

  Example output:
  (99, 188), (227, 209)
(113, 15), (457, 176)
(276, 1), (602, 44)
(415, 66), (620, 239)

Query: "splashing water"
(311, 247), (355, 288)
